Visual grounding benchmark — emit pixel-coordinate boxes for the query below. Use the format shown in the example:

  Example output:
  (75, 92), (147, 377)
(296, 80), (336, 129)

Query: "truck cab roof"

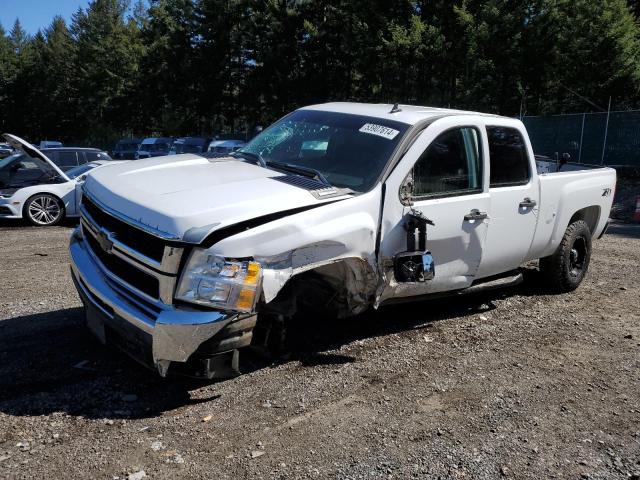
(302, 102), (504, 126)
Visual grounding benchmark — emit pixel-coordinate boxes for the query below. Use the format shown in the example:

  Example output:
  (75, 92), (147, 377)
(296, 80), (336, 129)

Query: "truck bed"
(528, 166), (617, 260)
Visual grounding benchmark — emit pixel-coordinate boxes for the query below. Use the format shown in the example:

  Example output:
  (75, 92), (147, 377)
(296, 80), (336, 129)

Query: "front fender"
(204, 187), (383, 311)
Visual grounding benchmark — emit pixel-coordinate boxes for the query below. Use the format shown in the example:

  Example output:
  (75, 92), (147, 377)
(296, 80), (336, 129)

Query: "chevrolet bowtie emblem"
(95, 229), (114, 254)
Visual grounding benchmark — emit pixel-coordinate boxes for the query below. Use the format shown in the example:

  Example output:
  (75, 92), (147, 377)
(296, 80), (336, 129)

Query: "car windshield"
(117, 143), (139, 151)
(0, 153), (24, 170)
(182, 144), (204, 153)
(142, 143), (169, 152)
(66, 162), (99, 179)
(239, 110), (410, 191)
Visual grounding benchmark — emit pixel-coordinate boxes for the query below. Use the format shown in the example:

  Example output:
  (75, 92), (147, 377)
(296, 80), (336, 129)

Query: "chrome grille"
(80, 193), (184, 306)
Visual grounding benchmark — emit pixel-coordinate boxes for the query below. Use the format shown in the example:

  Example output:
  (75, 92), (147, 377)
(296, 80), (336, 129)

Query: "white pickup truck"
(59, 103), (616, 378)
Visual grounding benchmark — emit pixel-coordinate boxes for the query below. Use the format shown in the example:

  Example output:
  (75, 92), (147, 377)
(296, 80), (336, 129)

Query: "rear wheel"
(24, 194), (65, 226)
(539, 219), (592, 293)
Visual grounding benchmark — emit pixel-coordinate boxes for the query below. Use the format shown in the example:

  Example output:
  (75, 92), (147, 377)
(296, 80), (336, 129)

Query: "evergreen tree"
(9, 19), (29, 56)
(139, 0), (198, 134)
(2, 0), (640, 141)
(71, 0), (145, 143)
(0, 25), (18, 132)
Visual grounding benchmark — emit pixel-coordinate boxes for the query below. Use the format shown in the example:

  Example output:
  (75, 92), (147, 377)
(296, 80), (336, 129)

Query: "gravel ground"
(0, 219), (639, 480)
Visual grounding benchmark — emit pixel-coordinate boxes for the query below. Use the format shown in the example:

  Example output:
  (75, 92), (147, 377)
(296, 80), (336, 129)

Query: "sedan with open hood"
(0, 134), (121, 226)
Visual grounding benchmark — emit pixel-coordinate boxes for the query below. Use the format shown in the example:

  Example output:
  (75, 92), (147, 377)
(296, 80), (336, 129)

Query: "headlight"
(175, 249), (262, 313)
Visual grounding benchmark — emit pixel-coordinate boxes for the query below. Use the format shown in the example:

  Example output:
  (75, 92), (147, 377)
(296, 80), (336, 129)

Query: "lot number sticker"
(359, 123), (400, 140)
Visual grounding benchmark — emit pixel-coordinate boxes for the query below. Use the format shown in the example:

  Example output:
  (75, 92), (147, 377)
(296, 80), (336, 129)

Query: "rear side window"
(84, 151), (111, 162)
(487, 127), (531, 187)
(53, 151), (79, 170)
(411, 127), (483, 198)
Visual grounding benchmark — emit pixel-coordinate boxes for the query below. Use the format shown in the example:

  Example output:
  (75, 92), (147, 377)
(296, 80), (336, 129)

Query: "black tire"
(539, 220), (592, 293)
(23, 193), (65, 226)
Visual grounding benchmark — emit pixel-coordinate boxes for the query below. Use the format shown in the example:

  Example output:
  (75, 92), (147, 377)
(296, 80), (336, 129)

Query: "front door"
(378, 118), (491, 303)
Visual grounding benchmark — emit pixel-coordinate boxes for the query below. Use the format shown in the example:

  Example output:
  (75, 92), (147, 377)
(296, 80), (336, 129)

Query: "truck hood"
(83, 154), (344, 242)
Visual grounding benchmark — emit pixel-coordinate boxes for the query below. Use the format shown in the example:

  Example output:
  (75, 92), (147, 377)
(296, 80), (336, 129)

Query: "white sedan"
(0, 134), (122, 226)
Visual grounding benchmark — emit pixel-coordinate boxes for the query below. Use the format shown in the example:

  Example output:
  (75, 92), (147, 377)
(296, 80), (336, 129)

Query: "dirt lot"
(0, 219), (638, 480)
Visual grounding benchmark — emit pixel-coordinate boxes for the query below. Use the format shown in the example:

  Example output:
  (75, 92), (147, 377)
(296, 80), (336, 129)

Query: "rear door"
(55, 151), (80, 171)
(379, 116), (491, 302)
(476, 125), (539, 278)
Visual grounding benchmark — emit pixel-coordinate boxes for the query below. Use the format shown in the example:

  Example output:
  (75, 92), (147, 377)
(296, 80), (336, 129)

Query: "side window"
(83, 151), (108, 162)
(19, 160), (41, 170)
(46, 151), (59, 165)
(487, 127), (531, 187)
(411, 127), (482, 198)
(13, 158), (53, 182)
(54, 151), (79, 170)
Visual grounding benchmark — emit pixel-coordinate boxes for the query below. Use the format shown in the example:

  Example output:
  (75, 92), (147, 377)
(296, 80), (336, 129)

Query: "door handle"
(519, 197), (537, 209)
(464, 209), (488, 221)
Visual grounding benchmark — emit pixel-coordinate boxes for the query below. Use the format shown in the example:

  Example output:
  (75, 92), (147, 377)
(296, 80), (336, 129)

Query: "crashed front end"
(69, 193), (260, 378)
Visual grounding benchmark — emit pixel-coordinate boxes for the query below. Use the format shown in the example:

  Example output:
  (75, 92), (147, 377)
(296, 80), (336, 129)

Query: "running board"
(458, 270), (523, 296)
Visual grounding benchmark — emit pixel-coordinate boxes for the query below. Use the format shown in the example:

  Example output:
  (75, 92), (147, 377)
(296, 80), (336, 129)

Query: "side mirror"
(393, 211), (436, 283)
(399, 172), (414, 205)
(394, 252), (435, 283)
(76, 174), (87, 183)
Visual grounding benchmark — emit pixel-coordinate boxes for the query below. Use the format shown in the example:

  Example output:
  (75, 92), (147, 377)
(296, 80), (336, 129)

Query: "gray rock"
(127, 471), (146, 480)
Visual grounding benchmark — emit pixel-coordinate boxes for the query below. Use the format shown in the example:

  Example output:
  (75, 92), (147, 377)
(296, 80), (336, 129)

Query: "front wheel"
(24, 194), (65, 226)
(539, 219), (592, 293)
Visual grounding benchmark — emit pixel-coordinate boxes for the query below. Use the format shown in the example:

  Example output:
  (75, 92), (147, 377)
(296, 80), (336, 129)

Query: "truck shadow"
(0, 307), (219, 420)
(0, 217), (79, 229)
(606, 223), (640, 239)
(0, 270), (548, 420)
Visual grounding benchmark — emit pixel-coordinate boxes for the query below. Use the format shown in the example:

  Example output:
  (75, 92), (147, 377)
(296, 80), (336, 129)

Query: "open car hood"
(2, 133), (70, 182)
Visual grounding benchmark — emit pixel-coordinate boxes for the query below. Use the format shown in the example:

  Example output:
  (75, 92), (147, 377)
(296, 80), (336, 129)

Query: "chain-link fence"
(523, 110), (640, 167)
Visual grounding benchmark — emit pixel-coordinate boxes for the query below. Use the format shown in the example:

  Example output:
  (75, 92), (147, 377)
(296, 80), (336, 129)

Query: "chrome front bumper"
(69, 229), (250, 377)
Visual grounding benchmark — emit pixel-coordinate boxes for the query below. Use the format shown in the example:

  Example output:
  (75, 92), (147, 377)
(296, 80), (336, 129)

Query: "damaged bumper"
(69, 231), (253, 378)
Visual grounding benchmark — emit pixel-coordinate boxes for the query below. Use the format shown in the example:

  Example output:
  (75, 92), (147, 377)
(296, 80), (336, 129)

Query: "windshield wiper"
(230, 150), (267, 168)
(265, 161), (332, 187)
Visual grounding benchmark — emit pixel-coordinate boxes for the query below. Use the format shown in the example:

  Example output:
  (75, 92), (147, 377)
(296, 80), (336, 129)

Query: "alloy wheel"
(28, 195), (62, 225)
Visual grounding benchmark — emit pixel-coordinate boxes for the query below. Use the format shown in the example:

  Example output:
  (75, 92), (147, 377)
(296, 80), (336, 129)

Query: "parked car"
(41, 147), (112, 172)
(66, 102), (616, 379)
(170, 136), (212, 155)
(0, 143), (14, 159)
(206, 139), (245, 155)
(112, 138), (142, 160)
(39, 140), (63, 149)
(0, 134), (120, 226)
(135, 137), (173, 159)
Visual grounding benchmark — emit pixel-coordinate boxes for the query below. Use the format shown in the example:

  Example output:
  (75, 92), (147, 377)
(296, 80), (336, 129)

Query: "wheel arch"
(568, 205), (600, 235)
(260, 256), (378, 319)
(22, 191), (67, 224)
